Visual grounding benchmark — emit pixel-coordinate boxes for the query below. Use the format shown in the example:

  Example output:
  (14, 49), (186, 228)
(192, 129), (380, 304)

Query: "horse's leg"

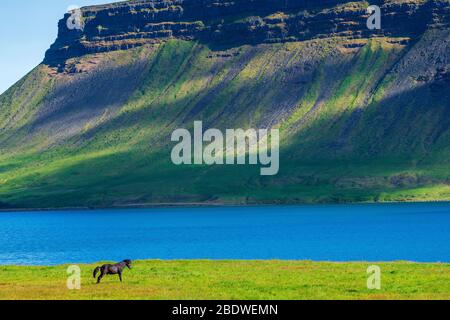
(97, 270), (105, 284)
(118, 271), (123, 283)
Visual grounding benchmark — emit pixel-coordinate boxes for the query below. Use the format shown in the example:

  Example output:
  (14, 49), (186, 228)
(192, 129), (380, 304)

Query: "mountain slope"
(0, 0), (449, 208)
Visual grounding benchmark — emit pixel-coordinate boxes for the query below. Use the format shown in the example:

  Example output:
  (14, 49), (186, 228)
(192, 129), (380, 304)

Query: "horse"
(93, 259), (132, 284)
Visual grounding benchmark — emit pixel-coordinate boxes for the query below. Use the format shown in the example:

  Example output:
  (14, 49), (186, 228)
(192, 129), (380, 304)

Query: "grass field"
(0, 260), (449, 300)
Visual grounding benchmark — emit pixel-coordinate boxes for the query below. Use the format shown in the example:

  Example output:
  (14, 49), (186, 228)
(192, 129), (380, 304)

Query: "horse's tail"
(93, 266), (101, 278)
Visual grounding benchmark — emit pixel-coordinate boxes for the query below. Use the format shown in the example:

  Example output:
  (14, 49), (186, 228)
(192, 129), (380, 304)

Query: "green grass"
(0, 260), (449, 300)
(0, 37), (448, 209)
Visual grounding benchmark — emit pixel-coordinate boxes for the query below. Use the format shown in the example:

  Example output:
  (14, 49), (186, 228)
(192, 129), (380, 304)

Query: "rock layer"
(44, 0), (450, 66)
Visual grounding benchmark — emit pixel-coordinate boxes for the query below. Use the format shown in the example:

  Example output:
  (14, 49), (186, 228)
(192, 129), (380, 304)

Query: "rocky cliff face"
(44, 0), (450, 67)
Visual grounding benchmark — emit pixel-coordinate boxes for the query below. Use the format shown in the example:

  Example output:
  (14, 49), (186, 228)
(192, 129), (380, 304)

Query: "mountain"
(0, 0), (449, 209)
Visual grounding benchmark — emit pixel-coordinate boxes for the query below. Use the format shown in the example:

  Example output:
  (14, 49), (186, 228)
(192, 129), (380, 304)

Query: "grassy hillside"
(1, 260), (449, 300)
(0, 2), (449, 208)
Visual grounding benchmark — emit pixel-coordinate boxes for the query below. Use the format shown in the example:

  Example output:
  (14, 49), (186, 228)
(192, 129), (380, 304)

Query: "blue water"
(0, 203), (449, 265)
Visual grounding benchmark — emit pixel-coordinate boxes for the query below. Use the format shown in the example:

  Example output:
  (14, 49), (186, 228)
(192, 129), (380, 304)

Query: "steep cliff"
(0, 0), (449, 208)
(44, 0), (449, 66)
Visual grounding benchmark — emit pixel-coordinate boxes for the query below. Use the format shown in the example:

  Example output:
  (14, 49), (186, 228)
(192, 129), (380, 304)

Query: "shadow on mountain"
(3, 78), (447, 209)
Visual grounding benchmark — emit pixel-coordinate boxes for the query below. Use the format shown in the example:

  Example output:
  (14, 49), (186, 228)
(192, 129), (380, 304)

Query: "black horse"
(93, 260), (132, 284)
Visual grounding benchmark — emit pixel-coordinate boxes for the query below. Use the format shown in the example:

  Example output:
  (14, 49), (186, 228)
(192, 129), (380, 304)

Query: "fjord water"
(0, 203), (449, 265)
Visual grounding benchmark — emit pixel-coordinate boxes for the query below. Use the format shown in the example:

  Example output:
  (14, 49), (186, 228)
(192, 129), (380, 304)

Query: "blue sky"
(0, 0), (121, 94)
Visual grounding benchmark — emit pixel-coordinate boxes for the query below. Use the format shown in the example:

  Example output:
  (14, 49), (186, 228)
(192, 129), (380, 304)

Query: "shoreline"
(2, 259), (449, 268)
(0, 199), (449, 213)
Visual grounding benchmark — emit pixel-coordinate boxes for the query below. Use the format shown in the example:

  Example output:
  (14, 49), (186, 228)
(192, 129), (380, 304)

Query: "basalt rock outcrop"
(44, 0), (450, 66)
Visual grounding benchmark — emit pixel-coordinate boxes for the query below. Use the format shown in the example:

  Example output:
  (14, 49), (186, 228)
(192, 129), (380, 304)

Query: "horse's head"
(123, 259), (132, 269)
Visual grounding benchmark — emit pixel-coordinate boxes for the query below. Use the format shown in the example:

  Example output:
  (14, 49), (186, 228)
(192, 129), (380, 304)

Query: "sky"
(0, 0), (122, 95)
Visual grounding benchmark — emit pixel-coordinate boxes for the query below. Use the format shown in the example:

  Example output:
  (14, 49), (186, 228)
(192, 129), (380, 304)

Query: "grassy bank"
(0, 260), (449, 300)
